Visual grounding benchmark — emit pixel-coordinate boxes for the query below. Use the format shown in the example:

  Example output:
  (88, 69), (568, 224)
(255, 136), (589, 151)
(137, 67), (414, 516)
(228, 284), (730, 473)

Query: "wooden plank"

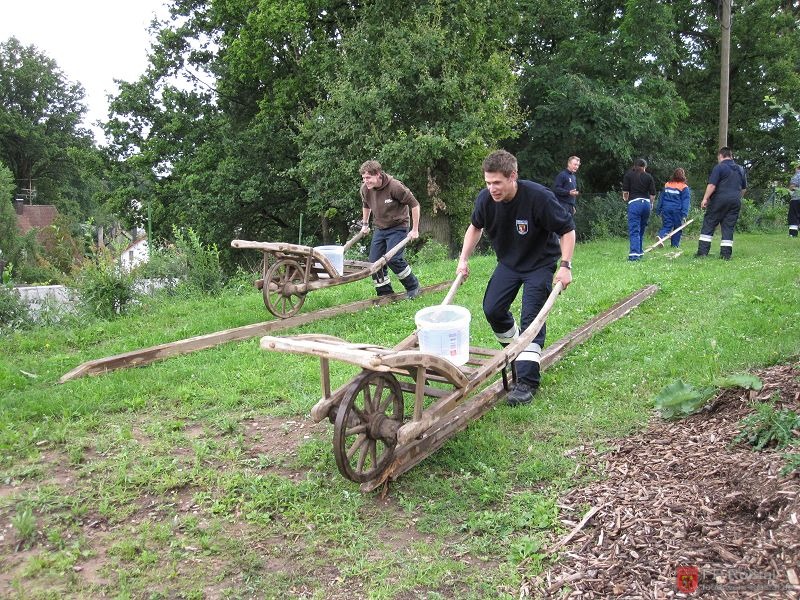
(58, 280), (452, 383)
(361, 284), (659, 491)
(643, 219), (695, 254)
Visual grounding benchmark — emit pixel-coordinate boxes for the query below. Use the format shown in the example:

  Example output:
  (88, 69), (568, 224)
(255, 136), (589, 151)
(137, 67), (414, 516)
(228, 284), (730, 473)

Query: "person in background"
(788, 162), (800, 238)
(696, 147), (747, 260)
(622, 158), (656, 261)
(552, 156), (581, 215)
(456, 150), (575, 407)
(655, 168), (691, 248)
(359, 160), (421, 297)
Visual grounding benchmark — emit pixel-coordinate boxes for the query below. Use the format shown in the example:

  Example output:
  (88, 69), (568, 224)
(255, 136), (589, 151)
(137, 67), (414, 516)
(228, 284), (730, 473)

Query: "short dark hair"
(482, 150), (517, 177)
(634, 158), (647, 169)
(359, 160), (382, 175)
(718, 147), (733, 159)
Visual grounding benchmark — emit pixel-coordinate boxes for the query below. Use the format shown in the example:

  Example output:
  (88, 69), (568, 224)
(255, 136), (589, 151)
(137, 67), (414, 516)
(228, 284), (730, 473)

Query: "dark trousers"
(697, 197), (741, 258)
(658, 208), (684, 247)
(483, 262), (554, 388)
(789, 199), (800, 237)
(369, 225), (414, 292)
(627, 199), (651, 259)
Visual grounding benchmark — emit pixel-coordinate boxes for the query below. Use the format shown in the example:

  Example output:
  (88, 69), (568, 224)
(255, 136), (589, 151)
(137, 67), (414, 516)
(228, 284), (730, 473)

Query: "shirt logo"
(384, 198), (393, 204)
(516, 220), (528, 235)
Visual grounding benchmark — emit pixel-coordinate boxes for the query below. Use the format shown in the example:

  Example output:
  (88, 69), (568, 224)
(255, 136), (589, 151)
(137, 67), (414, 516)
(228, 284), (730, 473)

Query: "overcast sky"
(1, 0), (169, 143)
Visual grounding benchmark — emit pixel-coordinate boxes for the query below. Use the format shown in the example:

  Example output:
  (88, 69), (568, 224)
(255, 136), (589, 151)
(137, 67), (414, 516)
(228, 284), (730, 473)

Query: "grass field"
(1, 232), (798, 598)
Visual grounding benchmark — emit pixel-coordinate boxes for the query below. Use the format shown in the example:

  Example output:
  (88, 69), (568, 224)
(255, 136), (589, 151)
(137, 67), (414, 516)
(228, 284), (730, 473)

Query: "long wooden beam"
(59, 281), (452, 383)
(361, 284), (659, 492)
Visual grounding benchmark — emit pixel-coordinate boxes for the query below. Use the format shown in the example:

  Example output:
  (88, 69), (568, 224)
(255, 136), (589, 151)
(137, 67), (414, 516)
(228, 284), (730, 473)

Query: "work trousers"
(658, 208), (684, 247)
(789, 199), (800, 237)
(627, 198), (651, 260)
(697, 197), (741, 259)
(369, 225), (416, 293)
(483, 262), (555, 388)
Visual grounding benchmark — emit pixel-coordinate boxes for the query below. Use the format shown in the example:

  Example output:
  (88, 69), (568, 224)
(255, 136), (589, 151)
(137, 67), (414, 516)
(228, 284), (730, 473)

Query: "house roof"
(16, 204), (59, 234)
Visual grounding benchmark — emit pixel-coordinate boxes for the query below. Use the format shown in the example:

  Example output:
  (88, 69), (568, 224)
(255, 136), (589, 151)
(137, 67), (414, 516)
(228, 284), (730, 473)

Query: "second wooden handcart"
(232, 231), (410, 318)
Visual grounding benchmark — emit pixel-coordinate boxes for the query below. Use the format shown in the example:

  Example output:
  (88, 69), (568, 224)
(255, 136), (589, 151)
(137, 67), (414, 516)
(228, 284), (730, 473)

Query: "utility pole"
(719, 0), (732, 148)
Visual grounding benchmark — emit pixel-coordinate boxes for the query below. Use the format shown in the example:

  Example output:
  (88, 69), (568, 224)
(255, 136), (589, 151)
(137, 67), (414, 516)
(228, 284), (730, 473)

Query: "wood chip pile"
(529, 363), (800, 599)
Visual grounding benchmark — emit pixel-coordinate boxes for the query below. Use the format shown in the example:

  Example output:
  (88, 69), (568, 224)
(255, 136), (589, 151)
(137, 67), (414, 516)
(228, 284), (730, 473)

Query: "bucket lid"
(415, 305), (471, 326)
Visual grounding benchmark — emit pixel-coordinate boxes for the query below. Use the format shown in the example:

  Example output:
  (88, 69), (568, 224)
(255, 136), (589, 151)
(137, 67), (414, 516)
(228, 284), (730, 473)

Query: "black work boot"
(400, 272), (420, 299)
(695, 240), (711, 258)
(373, 273), (394, 296)
(720, 247), (732, 260)
(507, 382), (538, 406)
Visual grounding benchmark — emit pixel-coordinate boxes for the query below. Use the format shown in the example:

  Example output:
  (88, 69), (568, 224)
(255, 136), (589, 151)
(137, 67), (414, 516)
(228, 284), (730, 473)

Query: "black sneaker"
(507, 382), (537, 406)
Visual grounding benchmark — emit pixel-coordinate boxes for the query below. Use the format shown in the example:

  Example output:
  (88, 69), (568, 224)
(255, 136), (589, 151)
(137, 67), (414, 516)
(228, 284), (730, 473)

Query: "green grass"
(0, 232), (798, 598)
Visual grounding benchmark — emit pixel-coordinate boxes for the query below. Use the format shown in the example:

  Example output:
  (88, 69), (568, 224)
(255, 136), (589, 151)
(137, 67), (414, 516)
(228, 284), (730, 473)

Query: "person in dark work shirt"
(622, 158), (656, 261)
(696, 147), (747, 260)
(456, 150), (575, 406)
(552, 156), (581, 215)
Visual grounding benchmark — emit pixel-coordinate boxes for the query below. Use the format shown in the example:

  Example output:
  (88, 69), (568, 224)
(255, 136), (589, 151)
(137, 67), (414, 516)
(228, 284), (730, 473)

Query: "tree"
(0, 37), (99, 213)
(297, 1), (521, 245)
(510, 0), (691, 191)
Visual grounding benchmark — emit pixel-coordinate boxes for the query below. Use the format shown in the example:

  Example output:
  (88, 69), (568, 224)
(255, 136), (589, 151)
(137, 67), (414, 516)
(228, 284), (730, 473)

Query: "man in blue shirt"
(456, 150), (575, 406)
(552, 156), (581, 215)
(696, 147), (747, 260)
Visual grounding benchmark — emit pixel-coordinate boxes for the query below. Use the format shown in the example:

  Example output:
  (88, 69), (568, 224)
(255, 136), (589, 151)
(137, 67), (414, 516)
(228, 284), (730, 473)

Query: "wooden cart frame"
(232, 231), (410, 318)
(261, 279), (658, 491)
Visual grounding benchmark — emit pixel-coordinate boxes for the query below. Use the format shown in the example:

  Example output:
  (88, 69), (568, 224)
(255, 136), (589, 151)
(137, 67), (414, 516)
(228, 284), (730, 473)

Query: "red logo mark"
(676, 565), (699, 593)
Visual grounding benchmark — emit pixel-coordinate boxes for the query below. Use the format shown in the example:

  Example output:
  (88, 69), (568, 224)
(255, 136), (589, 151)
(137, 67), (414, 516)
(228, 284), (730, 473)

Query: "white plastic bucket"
(314, 245), (344, 277)
(415, 305), (471, 366)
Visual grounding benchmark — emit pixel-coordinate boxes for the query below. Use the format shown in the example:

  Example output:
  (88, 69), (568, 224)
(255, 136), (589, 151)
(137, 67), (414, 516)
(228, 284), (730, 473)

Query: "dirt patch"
(529, 363), (800, 598)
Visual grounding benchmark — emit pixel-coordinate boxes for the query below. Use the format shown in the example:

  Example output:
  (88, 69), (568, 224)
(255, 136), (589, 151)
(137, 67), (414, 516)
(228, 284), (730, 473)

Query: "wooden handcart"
(232, 231), (410, 318)
(261, 277), (659, 491)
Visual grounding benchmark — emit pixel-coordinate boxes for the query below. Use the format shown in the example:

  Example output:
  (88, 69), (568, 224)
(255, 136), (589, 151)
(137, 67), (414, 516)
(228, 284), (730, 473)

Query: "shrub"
(172, 227), (224, 294)
(407, 237), (449, 263)
(574, 192), (628, 241)
(0, 284), (32, 332)
(74, 247), (139, 319)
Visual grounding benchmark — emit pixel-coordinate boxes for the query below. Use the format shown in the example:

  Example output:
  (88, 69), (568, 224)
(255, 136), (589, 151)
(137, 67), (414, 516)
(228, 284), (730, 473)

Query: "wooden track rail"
(59, 281), (452, 383)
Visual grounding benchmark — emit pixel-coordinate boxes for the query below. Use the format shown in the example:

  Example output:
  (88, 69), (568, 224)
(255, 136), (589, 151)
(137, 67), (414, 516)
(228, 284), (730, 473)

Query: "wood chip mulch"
(526, 363), (800, 599)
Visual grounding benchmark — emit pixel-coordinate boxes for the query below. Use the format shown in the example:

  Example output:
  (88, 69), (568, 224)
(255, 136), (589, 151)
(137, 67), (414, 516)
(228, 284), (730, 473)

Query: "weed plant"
(0, 232), (798, 597)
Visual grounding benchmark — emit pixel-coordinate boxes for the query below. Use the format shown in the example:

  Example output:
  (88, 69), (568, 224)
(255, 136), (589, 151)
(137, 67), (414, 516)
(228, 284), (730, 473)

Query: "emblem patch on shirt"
(516, 220), (529, 235)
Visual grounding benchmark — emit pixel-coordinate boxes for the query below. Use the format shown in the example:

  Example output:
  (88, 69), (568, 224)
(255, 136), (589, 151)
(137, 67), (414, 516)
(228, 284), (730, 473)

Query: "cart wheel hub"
(368, 413), (400, 444)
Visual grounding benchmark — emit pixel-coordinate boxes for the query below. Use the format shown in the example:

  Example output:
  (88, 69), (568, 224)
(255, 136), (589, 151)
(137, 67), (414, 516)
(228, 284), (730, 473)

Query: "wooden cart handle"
(342, 229), (367, 253)
(440, 272), (465, 306)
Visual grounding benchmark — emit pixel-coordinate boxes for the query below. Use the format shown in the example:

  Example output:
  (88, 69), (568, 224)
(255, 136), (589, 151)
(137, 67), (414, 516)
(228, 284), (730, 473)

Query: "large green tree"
(297, 1), (521, 244)
(0, 37), (103, 215)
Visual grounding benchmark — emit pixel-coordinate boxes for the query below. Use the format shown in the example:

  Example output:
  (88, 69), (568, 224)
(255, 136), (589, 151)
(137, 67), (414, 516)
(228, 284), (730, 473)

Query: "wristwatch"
(560, 260), (572, 270)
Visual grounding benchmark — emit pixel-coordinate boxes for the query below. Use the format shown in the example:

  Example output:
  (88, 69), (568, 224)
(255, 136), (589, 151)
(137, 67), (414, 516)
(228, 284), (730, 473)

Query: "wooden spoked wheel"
(263, 258), (306, 318)
(333, 371), (405, 483)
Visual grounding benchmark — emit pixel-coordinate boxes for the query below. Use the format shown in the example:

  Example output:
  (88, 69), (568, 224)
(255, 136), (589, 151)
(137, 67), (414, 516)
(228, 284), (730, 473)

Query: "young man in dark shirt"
(696, 147), (748, 259)
(456, 150), (575, 406)
(622, 158), (656, 261)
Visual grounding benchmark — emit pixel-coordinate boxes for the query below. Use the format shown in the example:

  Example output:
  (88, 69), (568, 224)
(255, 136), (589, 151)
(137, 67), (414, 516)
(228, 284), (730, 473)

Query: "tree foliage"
(88, 0), (800, 259)
(0, 37), (104, 215)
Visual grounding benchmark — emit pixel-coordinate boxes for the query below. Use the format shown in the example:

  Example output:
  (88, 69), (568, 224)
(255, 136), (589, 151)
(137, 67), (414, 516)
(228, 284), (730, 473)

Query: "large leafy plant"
(654, 374), (763, 420)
